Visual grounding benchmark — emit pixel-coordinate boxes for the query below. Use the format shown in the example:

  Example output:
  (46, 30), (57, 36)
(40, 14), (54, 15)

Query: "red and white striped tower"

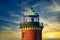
(20, 7), (43, 40)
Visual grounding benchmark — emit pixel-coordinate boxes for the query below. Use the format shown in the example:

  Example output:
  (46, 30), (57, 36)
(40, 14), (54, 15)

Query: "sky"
(0, 0), (60, 39)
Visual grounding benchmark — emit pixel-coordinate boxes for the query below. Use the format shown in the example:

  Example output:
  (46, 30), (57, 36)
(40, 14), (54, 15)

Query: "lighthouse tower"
(20, 8), (43, 40)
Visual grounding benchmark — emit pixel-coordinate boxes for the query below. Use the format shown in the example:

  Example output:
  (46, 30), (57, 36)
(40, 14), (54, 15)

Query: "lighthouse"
(20, 7), (43, 40)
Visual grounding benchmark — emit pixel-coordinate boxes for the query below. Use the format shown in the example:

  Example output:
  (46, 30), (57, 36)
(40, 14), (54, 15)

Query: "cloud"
(16, 0), (32, 7)
(0, 11), (24, 24)
(0, 26), (20, 32)
(48, 16), (60, 23)
(45, 0), (60, 13)
(41, 16), (60, 33)
(38, 1), (60, 33)
(40, 18), (49, 27)
(56, 15), (60, 23)
(0, 17), (20, 24)
(10, 13), (20, 17)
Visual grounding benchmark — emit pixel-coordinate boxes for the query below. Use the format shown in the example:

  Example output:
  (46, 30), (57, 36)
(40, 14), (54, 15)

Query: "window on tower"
(22, 32), (25, 38)
(37, 31), (41, 39)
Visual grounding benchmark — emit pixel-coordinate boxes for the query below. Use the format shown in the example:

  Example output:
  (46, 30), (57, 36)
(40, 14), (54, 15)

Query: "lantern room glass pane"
(34, 17), (38, 22)
(25, 17), (39, 22)
(25, 17), (31, 22)
(34, 18), (37, 22)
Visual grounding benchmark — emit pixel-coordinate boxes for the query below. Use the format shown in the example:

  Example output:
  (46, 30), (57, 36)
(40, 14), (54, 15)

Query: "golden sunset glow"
(0, 32), (20, 38)
(0, 0), (60, 40)
(42, 32), (60, 39)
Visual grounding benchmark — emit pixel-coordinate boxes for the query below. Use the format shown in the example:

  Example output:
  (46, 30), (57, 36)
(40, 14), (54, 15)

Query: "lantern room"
(24, 8), (39, 22)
